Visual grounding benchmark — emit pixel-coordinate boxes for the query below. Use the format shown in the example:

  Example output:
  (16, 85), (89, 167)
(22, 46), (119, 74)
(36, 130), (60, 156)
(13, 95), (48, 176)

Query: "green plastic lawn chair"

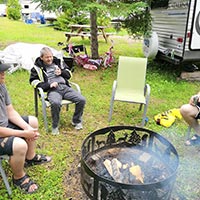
(108, 56), (150, 127)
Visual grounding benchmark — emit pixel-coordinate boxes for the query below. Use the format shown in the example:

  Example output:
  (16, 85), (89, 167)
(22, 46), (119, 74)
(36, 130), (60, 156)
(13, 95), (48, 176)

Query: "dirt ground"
(63, 150), (181, 200)
(64, 154), (87, 200)
(62, 126), (200, 200)
(61, 36), (199, 200)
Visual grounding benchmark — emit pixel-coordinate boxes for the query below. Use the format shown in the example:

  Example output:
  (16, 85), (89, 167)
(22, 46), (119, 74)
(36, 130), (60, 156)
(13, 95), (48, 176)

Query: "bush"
(54, 11), (89, 31)
(7, 0), (21, 20)
(124, 2), (152, 37)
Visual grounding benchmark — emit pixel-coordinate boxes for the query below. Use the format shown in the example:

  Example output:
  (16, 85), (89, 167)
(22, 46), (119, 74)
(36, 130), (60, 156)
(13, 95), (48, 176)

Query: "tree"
(7, 0), (21, 20)
(124, 1), (152, 37)
(32, 0), (153, 58)
(0, 0), (7, 3)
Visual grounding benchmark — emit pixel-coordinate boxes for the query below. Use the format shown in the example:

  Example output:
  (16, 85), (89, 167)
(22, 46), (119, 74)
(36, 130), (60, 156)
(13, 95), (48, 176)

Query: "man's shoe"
(52, 127), (59, 135)
(75, 123), (83, 130)
(71, 122), (83, 130)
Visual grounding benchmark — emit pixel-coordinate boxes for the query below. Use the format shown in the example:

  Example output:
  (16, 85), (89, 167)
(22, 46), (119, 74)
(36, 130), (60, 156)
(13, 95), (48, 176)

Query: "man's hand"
(50, 82), (58, 88)
(23, 128), (40, 141)
(55, 67), (61, 76)
(190, 95), (200, 106)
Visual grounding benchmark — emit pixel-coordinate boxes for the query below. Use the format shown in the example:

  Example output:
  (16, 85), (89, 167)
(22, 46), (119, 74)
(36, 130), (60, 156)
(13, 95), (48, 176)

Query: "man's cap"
(0, 63), (11, 72)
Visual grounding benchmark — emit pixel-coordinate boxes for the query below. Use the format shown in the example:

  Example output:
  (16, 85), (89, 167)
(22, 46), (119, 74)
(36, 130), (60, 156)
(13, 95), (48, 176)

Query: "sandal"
(13, 174), (38, 194)
(25, 154), (51, 167)
(185, 134), (200, 146)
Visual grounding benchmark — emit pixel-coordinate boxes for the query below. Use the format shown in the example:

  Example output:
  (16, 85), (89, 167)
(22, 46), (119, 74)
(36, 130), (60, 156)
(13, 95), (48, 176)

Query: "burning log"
(129, 165), (144, 184)
(103, 158), (123, 182)
(104, 158), (144, 184)
(103, 159), (113, 177)
(139, 152), (151, 163)
(111, 158), (123, 182)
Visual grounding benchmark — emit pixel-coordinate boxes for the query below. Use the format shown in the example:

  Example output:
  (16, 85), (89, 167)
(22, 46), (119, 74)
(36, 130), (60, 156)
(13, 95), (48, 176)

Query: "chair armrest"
(111, 80), (117, 100)
(36, 82), (81, 98)
(36, 82), (81, 102)
(112, 80), (117, 92)
(69, 81), (81, 93)
(144, 84), (151, 101)
(37, 87), (47, 101)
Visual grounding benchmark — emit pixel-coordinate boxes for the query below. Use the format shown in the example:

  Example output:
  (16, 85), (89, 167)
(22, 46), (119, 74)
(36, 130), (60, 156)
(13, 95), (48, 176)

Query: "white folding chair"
(34, 81), (81, 132)
(0, 155), (12, 195)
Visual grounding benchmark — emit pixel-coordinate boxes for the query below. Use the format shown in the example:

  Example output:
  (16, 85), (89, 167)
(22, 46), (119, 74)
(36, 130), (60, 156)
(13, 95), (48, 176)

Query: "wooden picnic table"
(65, 24), (113, 43)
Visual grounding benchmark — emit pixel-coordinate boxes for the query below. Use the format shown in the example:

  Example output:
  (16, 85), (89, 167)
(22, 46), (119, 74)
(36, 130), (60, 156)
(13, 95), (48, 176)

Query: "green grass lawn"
(0, 17), (200, 199)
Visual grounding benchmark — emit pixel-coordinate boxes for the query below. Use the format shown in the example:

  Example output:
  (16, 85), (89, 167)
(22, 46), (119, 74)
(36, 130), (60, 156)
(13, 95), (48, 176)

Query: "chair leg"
(139, 104), (143, 111)
(141, 103), (148, 127)
(186, 126), (191, 141)
(41, 101), (48, 132)
(108, 82), (116, 122)
(66, 104), (69, 111)
(34, 88), (38, 117)
(141, 85), (151, 127)
(0, 159), (12, 195)
(108, 99), (114, 122)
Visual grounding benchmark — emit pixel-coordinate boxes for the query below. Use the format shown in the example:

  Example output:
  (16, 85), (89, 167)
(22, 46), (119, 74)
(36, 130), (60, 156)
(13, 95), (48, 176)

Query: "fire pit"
(81, 126), (179, 200)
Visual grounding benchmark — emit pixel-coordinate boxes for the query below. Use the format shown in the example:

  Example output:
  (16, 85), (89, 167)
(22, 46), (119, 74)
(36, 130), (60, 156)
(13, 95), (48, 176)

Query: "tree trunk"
(90, 10), (99, 59)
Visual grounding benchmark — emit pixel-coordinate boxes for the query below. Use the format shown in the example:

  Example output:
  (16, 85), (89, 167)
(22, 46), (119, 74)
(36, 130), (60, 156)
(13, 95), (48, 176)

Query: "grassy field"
(0, 17), (200, 199)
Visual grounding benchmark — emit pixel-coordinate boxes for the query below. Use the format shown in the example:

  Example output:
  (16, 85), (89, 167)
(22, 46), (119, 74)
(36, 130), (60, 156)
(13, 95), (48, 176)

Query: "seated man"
(29, 47), (86, 135)
(180, 92), (200, 146)
(0, 63), (51, 194)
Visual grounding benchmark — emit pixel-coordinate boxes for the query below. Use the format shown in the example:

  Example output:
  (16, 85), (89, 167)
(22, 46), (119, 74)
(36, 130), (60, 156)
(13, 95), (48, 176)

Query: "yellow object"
(168, 108), (182, 119)
(154, 112), (176, 128)
(154, 108), (182, 128)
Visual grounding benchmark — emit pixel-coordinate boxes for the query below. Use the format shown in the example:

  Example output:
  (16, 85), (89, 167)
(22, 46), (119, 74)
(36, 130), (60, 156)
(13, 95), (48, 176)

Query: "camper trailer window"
(151, 0), (189, 9)
(168, 0), (189, 9)
(151, 0), (169, 9)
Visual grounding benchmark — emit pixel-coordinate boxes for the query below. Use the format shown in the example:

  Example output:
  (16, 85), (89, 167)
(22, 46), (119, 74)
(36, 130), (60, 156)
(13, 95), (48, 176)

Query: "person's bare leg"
(25, 116), (38, 160)
(25, 115), (51, 164)
(10, 137), (38, 192)
(180, 104), (200, 134)
(9, 137), (27, 179)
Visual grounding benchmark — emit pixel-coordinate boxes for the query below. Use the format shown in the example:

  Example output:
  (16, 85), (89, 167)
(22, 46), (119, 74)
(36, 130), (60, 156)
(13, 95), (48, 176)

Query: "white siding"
(19, 0), (40, 14)
(151, 0), (200, 62)
(151, 8), (188, 57)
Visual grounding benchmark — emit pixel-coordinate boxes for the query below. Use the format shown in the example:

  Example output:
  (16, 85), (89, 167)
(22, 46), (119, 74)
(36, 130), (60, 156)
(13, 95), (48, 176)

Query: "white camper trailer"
(19, 0), (40, 15)
(143, 0), (200, 66)
(19, 0), (56, 22)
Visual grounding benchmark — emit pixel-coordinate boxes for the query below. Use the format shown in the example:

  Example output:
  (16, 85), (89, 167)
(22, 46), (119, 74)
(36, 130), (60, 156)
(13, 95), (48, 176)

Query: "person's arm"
(29, 67), (50, 92)
(7, 104), (31, 130)
(61, 61), (72, 79)
(61, 67), (72, 80)
(54, 57), (72, 80)
(0, 104), (39, 140)
(189, 92), (200, 106)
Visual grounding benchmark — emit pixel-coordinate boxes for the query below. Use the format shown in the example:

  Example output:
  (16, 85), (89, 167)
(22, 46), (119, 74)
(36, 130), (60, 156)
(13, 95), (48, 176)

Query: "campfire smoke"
(81, 126), (179, 200)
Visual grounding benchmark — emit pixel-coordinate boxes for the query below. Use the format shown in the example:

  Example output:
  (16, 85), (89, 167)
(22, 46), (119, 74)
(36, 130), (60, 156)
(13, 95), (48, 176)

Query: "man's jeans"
(48, 84), (86, 128)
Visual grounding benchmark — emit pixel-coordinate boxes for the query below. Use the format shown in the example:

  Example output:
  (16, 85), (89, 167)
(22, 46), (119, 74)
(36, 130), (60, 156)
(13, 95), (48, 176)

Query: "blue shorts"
(0, 116), (28, 156)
